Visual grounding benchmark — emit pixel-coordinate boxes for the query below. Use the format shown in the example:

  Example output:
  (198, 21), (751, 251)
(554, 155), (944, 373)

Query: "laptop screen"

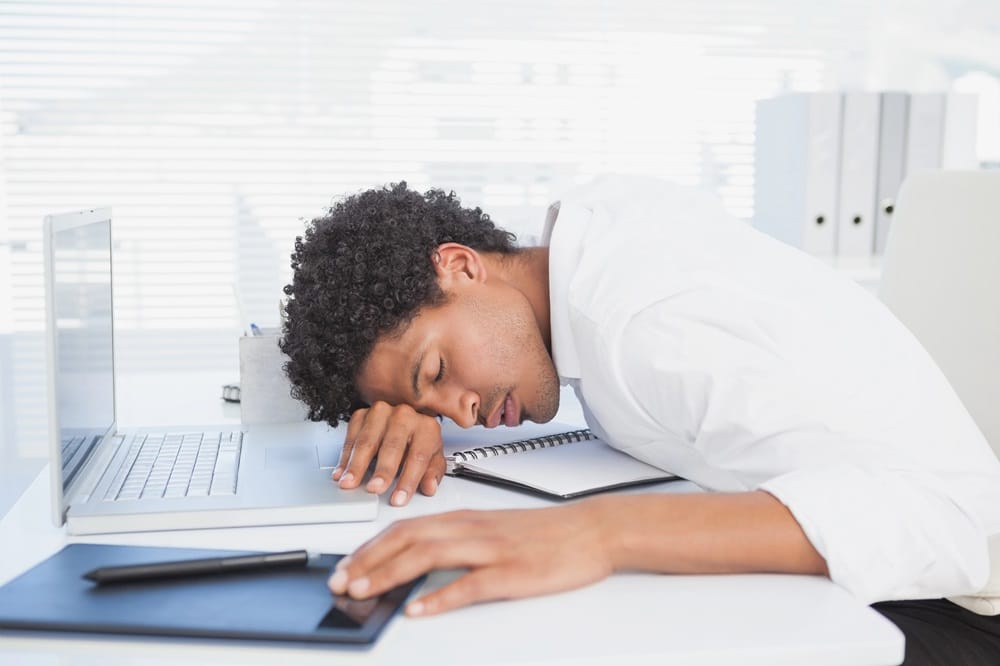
(47, 212), (115, 491)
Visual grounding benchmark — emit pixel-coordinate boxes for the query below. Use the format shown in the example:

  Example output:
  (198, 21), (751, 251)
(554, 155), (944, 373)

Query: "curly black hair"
(280, 182), (519, 426)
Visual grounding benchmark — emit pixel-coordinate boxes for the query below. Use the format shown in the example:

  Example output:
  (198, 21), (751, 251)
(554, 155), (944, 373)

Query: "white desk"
(0, 374), (904, 665)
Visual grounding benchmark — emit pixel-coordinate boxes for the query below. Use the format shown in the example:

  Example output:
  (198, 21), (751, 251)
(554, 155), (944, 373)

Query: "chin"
(527, 387), (560, 424)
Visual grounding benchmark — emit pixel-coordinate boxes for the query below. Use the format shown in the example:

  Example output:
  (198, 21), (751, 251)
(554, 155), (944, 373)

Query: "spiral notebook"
(442, 423), (678, 499)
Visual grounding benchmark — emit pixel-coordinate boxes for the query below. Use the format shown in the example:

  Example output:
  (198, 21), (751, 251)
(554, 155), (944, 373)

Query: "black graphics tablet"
(0, 543), (422, 645)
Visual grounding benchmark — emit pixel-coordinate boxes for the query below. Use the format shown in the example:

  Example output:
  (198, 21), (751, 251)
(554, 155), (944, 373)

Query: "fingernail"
(339, 471), (355, 486)
(335, 555), (351, 571)
(367, 477), (384, 492)
(348, 577), (369, 597)
(331, 466), (342, 480)
(391, 489), (408, 506)
(328, 570), (348, 593)
(428, 477), (438, 494)
(406, 600), (424, 616)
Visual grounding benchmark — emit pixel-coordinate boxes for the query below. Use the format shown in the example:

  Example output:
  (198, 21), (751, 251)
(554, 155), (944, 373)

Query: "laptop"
(43, 208), (378, 535)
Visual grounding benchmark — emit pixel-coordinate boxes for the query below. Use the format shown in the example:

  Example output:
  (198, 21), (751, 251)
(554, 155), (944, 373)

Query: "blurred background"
(1, 0), (999, 506)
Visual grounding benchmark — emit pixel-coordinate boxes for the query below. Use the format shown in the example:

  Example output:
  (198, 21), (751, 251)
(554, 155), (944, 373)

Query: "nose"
(458, 390), (480, 428)
(431, 387), (479, 428)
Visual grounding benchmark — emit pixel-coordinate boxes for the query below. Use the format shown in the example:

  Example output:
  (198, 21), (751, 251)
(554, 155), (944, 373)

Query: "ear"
(433, 243), (488, 289)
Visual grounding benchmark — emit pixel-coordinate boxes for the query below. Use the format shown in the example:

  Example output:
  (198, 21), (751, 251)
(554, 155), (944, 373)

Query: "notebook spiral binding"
(449, 429), (595, 464)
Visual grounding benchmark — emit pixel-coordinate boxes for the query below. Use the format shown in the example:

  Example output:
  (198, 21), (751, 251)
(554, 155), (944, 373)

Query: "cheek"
(460, 300), (538, 377)
(451, 335), (506, 384)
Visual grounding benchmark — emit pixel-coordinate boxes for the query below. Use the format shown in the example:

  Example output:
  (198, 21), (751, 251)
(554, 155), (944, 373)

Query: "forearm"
(588, 490), (829, 577)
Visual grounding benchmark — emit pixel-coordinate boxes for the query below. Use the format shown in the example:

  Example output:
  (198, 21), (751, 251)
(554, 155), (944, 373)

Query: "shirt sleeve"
(615, 293), (995, 603)
(760, 465), (990, 603)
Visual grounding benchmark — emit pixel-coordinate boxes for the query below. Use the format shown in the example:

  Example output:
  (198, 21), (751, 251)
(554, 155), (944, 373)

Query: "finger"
(365, 416), (412, 494)
(389, 421), (443, 506)
(334, 408), (367, 480)
(339, 402), (391, 488)
(334, 535), (500, 600)
(406, 567), (512, 617)
(329, 511), (477, 593)
(418, 455), (447, 497)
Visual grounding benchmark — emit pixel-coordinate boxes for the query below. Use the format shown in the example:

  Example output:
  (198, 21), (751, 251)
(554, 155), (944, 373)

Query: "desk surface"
(1, 467), (904, 666)
(0, 375), (904, 665)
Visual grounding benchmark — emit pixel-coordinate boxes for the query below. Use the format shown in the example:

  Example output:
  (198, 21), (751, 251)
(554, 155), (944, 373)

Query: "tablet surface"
(0, 543), (422, 645)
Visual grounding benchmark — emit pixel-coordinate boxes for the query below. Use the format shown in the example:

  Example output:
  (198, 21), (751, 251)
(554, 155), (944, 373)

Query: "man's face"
(355, 273), (560, 429)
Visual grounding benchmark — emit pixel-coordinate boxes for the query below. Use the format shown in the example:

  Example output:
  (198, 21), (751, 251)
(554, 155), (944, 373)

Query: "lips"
(502, 393), (518, 427)
(484, 392), (519, 428)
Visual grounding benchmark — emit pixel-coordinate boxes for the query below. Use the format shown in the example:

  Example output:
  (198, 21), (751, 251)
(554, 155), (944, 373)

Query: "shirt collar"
(542, 199), (586, 380)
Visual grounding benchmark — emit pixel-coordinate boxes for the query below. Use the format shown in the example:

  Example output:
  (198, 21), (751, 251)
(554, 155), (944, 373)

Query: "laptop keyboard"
(60, 435), (87, 469)
(103, 431), (243, 502)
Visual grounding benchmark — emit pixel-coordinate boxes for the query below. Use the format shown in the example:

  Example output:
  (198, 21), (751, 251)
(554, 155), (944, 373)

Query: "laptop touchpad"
(265, 445), (319, 469)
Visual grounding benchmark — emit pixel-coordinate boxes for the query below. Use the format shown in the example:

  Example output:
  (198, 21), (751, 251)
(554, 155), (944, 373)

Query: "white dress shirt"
(541, 175), (1000, 604)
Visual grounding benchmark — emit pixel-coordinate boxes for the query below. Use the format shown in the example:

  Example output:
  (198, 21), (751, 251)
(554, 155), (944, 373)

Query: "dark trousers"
(872, 599), (1000, 665)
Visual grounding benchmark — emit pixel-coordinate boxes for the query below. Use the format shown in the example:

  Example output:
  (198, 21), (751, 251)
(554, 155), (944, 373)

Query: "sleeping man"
(279, 177), (1000, 665)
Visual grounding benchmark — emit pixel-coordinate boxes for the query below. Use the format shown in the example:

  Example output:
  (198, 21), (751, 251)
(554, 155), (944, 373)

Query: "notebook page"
(461, 437), (674, 497)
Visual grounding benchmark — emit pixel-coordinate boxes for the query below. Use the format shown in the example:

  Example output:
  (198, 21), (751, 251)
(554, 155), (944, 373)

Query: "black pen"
(82, 549), (315, 585)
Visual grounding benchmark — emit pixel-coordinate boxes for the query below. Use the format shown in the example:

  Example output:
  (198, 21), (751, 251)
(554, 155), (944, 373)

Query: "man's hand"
(327, 501), (617, 617)
(333, 401), (446, 506)
(327, 491), (828, 617)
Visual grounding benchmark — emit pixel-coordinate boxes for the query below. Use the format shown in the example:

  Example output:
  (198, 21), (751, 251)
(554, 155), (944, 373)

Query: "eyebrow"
(411, 347), (427, 400)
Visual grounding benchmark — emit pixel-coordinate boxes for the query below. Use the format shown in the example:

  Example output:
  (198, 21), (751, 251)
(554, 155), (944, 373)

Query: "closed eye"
(434, 357), (446, 383)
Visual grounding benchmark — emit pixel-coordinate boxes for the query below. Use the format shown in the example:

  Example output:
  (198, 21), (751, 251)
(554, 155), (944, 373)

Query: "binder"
(905, 93), (945, 176)
(874, 92), (909, 255)
(836, 92), (880, 257)
(753, 93), (842, 256)
(941, 92), (979, 168)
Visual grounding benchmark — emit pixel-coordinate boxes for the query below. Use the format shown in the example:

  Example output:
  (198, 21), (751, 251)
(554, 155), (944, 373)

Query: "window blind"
(2, 0), (998, 455)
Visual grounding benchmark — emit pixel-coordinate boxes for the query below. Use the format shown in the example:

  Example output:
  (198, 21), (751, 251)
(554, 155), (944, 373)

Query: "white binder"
(836, 92), (880, 257)
(905, 93), (945, 176)
(874, 92), (909, 255)
(753, 93), (842, 256)
(942, 92), (979, 168)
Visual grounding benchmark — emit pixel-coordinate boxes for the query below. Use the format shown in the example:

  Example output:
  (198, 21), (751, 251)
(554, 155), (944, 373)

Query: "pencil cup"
(238, 333), (309, 425)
